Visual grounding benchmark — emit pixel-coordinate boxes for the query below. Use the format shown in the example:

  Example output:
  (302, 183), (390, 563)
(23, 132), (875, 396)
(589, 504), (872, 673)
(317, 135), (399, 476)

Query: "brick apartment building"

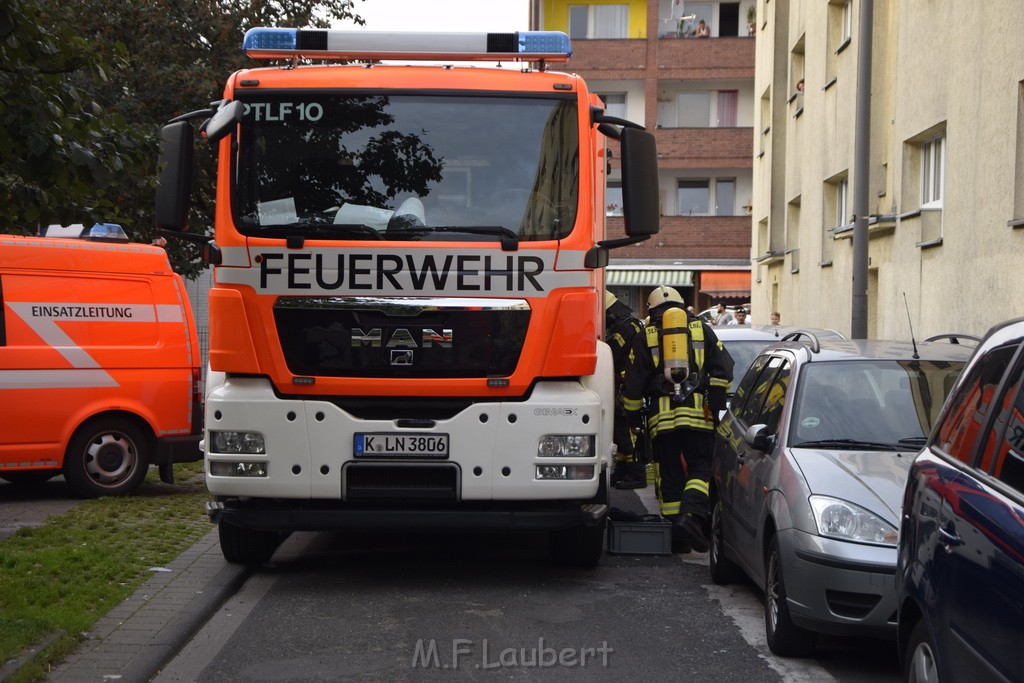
(530, 0), (757, 318)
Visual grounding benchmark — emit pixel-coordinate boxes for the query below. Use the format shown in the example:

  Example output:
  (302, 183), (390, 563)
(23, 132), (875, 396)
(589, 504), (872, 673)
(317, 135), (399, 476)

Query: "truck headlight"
(809, 495), (898, 546)
(536, 465), (595, 480)
(208, 461), (268, 477)
(210, 430), (266, 454)
(537, 435), (594, 458)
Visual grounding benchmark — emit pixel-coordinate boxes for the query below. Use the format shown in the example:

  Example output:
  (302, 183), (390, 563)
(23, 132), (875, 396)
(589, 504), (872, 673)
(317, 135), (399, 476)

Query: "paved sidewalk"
(45, 530), (250, 683)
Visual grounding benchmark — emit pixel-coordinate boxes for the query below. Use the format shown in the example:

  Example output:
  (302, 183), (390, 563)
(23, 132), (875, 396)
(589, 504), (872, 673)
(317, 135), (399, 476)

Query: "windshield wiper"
(897, 436), (928, 446)
(792, 438), (902, 451)
(256, 223), (383, 240)
(388, 225), (520, 250)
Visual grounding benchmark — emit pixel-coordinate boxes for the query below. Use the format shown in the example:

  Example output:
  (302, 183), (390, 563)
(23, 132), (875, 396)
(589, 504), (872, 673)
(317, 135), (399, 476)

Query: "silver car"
(709, 334), (973, 656)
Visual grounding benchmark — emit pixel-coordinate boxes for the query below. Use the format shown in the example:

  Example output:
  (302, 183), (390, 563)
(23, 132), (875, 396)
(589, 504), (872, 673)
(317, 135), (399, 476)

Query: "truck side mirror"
(619, 128), (660, 238)
(155, 121), (195, 232)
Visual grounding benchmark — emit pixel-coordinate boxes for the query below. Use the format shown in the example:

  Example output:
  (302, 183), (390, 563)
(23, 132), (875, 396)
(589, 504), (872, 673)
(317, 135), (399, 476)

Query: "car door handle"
(938, 524), (963, 548)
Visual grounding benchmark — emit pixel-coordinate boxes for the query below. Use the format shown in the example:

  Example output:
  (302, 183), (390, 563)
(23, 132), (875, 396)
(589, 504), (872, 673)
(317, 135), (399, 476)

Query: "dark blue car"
(897, 318), (1024, 683)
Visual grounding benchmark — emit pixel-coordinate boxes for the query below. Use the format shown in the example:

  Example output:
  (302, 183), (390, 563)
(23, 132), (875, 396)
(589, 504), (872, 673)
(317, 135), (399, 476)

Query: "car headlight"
(808, 495), (898, 546)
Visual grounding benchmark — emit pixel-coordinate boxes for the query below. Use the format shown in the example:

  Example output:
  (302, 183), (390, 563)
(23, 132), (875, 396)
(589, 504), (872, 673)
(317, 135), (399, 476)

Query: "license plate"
(353, 432), (449, 458)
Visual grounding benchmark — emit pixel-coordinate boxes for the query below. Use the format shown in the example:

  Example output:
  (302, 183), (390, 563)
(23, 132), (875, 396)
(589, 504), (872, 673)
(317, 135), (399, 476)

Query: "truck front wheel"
(218, 520), (285, 565)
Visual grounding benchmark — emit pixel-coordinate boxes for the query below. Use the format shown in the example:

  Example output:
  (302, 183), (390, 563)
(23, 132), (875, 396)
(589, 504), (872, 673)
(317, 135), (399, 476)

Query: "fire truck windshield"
(233, 93), (579, 242)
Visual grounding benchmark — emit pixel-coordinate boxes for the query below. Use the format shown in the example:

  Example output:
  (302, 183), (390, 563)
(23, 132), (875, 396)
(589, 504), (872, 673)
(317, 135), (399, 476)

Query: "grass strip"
(0, 462), (211, 682)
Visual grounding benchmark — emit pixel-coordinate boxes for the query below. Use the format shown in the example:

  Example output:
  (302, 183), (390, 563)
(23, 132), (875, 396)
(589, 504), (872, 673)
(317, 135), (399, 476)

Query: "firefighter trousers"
(652, 427), (714, 520)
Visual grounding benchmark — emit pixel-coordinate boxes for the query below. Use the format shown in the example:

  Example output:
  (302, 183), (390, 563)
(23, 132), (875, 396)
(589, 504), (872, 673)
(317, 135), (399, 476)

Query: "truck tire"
(62, 417), (150, 498)
(548, 522), (605, 568)
(218, 520), (284, 565)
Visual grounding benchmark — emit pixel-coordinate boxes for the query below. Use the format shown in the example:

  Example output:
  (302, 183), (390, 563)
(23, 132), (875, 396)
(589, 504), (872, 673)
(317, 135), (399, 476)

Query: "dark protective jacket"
(621, 302), (734, 438)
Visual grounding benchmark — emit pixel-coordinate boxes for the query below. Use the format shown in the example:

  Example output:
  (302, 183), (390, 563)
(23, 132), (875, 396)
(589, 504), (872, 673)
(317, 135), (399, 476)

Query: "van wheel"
(63, 417), (150, 498)
(0, 470), (59, 486)
(709, 495), (744, 585)
(905, 620), (940, 682)
(218, 520), (285, 565)
(764, 534), (816, 657)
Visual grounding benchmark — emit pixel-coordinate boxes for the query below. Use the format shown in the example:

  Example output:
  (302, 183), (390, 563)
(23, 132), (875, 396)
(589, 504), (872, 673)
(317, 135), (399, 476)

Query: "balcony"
(655, 36), (755, 80)
(566, 39), (648, 77)
(567, 37), (755, 81)
(653, 127), (754, 168)
(606, 214), (752, 261)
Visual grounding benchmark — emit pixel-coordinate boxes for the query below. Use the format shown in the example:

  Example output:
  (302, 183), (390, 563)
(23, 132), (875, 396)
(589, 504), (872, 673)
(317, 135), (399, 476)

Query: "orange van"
(0, 230), (203, 497)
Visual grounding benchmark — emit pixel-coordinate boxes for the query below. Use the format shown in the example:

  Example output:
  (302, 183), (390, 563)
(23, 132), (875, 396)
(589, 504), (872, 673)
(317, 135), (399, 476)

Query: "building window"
(598, 93), (627, 120)
(841, 0), (853, 43)
(568, 4), (628, 39)
(678, 179), (710, 215)
(716, 178), (736, 216)
(677, 92), (712, 127)
(606, 181), (623, 216)
(921, 135), (945, 208)
(717, 91), (738, 127)
(836, 177), (849, 227)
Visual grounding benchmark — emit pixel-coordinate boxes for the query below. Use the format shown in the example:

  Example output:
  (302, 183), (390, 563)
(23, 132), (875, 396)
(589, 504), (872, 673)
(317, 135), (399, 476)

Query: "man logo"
(391, 349), (414, 366)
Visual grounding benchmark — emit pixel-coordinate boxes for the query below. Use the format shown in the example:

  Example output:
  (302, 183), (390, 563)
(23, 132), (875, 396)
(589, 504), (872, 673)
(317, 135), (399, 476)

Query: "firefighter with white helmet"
(604, 290), (646, 489)
(621, 285), (734, 552)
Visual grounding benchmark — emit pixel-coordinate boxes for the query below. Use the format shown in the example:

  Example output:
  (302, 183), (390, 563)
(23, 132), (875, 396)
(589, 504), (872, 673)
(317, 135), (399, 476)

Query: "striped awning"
(605, 268), (694, 287)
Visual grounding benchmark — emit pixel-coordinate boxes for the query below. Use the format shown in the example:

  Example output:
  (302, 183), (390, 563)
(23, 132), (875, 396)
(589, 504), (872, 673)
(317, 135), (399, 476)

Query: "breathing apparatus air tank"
(661, 307), (690, 400)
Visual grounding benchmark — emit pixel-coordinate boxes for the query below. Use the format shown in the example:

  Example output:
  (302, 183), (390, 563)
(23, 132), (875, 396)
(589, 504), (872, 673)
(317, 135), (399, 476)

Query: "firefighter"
(605, 291), (646, 489)
(621, 285), (734, 552)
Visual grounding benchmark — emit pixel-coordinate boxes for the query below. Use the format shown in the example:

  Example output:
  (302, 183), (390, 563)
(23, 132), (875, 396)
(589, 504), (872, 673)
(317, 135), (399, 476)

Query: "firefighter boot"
(610, 460), (628, 488)
(671, 513), (709, 553)
(613, 462), (647, 490)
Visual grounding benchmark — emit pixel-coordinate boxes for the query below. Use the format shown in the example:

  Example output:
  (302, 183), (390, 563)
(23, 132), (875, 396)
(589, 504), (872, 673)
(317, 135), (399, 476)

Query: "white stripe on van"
(3, 302), (171, 390)
(0, 369), (119, 389)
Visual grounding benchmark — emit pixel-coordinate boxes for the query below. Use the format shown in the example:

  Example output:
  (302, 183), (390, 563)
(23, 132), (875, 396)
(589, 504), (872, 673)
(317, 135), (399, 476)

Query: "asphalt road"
(151, 486), (901, 683)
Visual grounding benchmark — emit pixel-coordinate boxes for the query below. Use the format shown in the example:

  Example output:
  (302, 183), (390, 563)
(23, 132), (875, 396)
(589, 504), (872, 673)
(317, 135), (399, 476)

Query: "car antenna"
(903, 291), (920, 359)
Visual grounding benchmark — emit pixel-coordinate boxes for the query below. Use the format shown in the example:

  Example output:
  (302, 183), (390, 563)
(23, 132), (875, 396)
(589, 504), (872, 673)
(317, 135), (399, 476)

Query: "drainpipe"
(851, 0), (873, 339)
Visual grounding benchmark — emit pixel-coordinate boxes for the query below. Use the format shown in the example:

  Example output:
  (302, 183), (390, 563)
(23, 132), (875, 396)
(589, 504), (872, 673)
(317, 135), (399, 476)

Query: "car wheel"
(709, 494), (744, 584)
(764, 534), (816, 657)
(0, 470), (60, 486)
(218, 520), (286, 565)
(62, 417), (151, 498)
(905, 620), (940, 683)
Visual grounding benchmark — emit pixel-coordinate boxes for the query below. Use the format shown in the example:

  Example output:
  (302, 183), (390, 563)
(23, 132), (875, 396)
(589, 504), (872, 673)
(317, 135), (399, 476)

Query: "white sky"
(336, 0), (531, 32)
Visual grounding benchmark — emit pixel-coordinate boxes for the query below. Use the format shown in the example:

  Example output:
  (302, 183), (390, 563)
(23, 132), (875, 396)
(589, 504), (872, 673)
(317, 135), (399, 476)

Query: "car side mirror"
(743, 423), (773, 452)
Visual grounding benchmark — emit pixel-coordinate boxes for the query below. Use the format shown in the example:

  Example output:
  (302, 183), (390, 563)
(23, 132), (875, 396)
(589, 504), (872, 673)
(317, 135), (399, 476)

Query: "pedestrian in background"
(728, 308), (749, 325)
(713, 303), (733, 325)
(770, 311), (781, 325)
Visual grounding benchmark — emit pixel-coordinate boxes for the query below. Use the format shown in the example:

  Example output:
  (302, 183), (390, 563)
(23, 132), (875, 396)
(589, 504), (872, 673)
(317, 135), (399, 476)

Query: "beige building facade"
(754, 0), (1024, 339)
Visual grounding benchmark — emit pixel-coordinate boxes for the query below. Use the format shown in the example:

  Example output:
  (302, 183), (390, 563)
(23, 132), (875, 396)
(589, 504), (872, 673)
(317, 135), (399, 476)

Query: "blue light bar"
(242, 28), (572, 62)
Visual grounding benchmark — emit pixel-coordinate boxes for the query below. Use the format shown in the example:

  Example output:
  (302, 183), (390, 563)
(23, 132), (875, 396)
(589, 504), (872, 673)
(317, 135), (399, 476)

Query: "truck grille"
(345, 464), (458, 500)
(274, 296), (530, 379)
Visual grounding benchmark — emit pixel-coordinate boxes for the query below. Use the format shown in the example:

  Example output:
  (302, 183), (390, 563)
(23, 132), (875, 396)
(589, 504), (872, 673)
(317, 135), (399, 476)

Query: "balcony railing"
(605, 214), (752, 261)
(568, 36), (754, 80)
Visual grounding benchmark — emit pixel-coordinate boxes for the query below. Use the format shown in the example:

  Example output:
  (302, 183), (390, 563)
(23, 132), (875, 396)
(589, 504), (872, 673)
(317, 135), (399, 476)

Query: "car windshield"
(232, 93), (579, 242)
(789, 359), (965, 450)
